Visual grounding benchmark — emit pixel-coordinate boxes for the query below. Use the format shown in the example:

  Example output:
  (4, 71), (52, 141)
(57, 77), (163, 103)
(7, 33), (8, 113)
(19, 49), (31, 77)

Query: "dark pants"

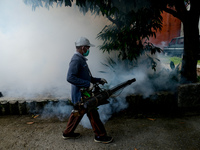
(63, 109), (107, 137)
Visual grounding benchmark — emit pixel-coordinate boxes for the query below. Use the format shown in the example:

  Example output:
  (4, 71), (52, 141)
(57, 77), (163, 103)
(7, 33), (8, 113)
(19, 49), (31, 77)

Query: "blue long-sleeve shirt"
(67, 52), (101, 104)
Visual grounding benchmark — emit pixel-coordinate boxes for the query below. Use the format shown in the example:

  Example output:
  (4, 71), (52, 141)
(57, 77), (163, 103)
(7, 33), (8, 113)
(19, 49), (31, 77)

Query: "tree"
(76, 0), (200, 83)
(151, 0), (200, 83)
(95, 6), (163, 61)
(24, 0), (163, 70)
(24, 0), (200, 83)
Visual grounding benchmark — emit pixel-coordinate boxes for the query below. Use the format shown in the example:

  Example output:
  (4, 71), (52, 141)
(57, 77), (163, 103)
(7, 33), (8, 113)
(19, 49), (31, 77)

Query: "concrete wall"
(178, 83), (200, 107)
(1, 82), (200, 115)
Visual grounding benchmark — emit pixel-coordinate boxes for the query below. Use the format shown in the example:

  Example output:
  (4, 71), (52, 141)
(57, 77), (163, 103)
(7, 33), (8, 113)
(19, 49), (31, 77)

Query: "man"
(63, 37), (113, 144)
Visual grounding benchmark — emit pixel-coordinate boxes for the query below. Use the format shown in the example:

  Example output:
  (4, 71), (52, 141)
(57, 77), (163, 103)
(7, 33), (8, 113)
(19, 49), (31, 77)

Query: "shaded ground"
(0, 113), (200, 150)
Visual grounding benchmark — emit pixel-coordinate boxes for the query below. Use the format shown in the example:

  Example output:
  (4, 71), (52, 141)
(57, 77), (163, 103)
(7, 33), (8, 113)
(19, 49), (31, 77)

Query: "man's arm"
(67, 60), (90, 88)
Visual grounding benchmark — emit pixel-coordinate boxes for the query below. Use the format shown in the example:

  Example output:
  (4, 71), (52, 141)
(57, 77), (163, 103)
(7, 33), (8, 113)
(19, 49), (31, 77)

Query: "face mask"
(83, 49), (90, 57)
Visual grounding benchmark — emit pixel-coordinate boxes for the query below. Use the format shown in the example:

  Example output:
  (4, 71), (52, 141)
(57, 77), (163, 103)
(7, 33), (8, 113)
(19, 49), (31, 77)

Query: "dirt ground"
(0, 113), (200, 150)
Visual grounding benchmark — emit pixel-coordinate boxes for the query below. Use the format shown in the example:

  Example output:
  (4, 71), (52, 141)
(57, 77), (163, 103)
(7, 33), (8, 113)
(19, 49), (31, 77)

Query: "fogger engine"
(74, 78), (136, 112)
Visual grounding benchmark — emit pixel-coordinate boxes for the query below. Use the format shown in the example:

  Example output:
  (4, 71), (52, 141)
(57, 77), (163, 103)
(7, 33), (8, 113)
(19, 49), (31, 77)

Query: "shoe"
(94, 135), (113, 144)
(62, 133), (81, 139)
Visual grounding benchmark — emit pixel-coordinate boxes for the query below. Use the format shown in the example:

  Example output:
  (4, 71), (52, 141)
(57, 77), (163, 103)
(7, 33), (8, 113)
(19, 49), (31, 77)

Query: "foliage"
(78, 1), (163, 61)
(148, 60), (181, 86)
(24, 0), (163, 62)
(169, 61), (181, 82)
(77, 0), (200, 83)
(96, 7), (163, 61)
(24, 0), (200, 83)
(151, 0), (200, 83)
(197, 76), (200, 82)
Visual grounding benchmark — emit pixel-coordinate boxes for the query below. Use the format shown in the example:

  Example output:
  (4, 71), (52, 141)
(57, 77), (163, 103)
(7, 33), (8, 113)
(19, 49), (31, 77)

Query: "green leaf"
(170, 61), (175, 70)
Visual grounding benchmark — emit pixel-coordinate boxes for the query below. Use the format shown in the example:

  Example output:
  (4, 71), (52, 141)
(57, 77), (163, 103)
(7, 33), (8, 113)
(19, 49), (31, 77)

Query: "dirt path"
(0, 114), (200, 150)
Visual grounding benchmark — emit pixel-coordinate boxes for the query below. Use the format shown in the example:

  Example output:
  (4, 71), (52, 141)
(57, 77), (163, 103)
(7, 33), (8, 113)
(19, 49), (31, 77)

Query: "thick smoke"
(0, 1), (179, 129)
(38, 52), (178, 129)
(0, 0), (109, 99)
(80, 53), (179, 128)
(40, 100), (73, 121)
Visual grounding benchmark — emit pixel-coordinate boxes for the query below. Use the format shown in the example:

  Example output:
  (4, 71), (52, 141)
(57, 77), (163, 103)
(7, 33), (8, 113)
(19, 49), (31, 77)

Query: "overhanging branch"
(107, 16), (122, 28)
(163, 7), (183, 21)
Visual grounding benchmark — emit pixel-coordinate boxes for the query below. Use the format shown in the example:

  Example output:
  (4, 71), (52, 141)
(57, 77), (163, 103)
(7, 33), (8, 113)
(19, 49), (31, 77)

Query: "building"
(149, 11), (181, 49)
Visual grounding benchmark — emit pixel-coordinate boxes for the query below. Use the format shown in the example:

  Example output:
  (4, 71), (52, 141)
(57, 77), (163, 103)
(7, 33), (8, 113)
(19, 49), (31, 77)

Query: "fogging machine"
(74, 78), (136, 112)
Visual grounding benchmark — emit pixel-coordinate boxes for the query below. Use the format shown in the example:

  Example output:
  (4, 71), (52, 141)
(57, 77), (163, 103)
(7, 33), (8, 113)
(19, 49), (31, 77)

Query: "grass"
(160, 56), (200, 65)
(160, 55), (200, 82)
(169, 57), (182, 65)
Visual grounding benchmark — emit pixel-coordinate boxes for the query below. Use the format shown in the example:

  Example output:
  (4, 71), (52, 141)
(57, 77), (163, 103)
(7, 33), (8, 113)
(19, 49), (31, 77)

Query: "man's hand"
(100, 78), (107, 85)
(88, 83), (94, 91)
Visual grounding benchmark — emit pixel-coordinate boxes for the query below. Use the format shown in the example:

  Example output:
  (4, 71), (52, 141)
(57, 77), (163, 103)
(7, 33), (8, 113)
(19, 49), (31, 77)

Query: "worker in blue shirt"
(63, 37), (113, 144)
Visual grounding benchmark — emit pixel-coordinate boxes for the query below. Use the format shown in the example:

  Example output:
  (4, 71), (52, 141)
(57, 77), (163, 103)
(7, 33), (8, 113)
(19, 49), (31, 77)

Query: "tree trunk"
(181, 12), (199, 83)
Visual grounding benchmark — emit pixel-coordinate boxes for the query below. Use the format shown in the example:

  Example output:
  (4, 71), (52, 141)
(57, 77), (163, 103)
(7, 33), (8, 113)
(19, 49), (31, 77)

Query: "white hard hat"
(75, 37), (95, 47)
